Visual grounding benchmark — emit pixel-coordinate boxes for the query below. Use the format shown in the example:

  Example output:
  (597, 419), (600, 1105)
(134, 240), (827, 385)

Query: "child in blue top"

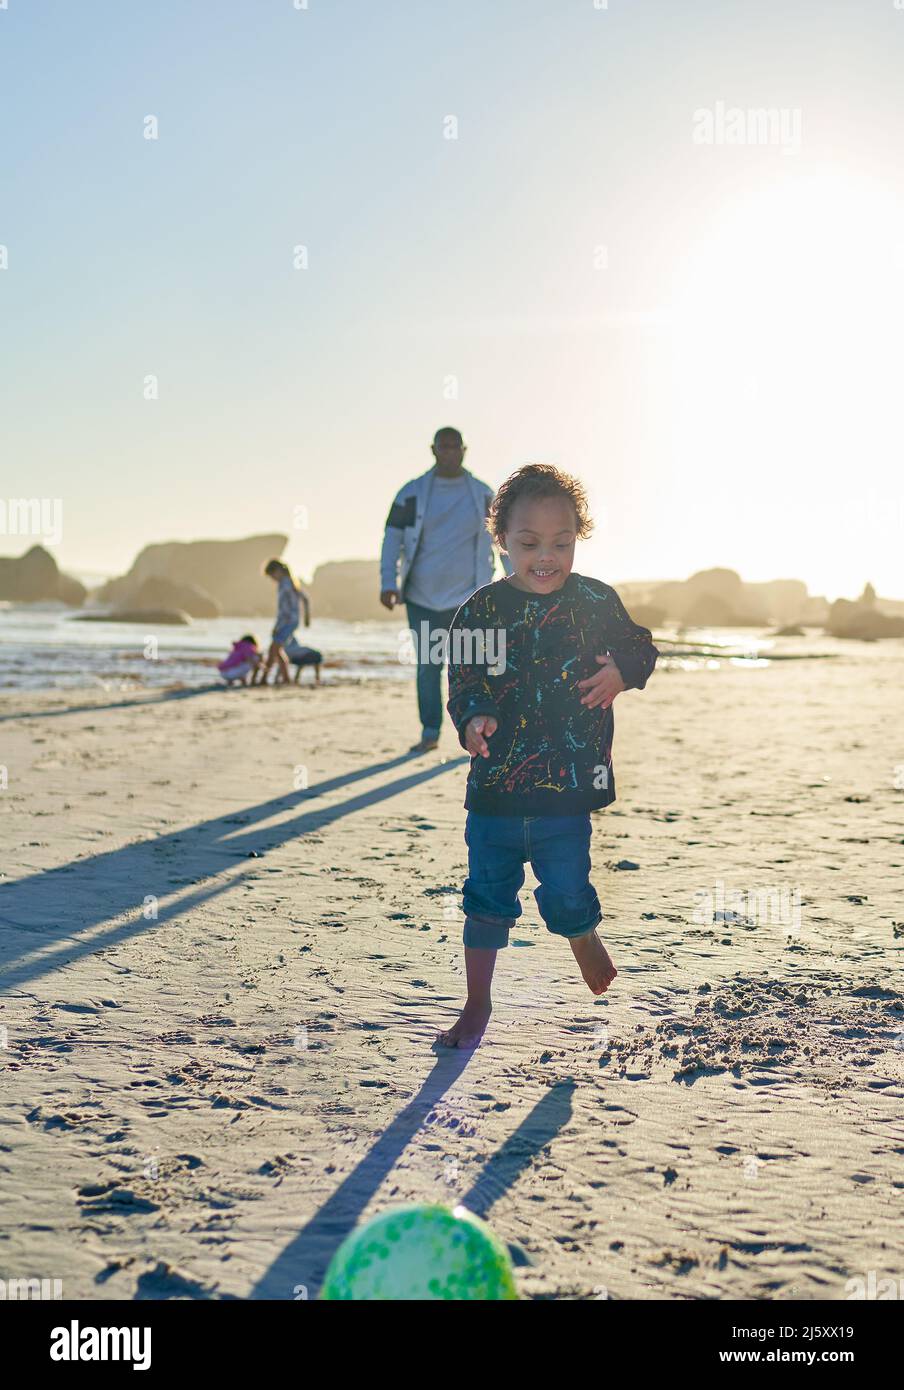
(439, 464), (658, 1049)
(256, 559), (311, 685)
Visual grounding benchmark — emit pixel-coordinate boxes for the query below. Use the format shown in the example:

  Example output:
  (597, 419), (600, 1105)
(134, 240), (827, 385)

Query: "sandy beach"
(1, 652), (903, 1301)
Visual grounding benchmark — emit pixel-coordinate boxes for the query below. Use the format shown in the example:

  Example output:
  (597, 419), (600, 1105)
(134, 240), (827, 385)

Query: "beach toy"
(320, 1203), (517, 1300)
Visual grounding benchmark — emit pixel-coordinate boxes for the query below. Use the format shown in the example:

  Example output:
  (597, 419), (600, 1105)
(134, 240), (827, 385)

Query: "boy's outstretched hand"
(578, 654), (626, 710)
(465, 714), (498, 757)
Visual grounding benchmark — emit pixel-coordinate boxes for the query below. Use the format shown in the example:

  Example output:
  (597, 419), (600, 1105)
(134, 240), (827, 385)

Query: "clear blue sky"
(2, 0), (904, 598)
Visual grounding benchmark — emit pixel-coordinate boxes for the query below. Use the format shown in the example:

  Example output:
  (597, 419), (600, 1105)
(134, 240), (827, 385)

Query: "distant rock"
(57, 571), (88, 606)
(637, 569), (815, 628)
(132, 576), (220, 618)
(74, 608), (192, 626)
(649, 569), (765, 626)
(0, 545), (86, 606)
(685, 567), (745, 606)
(95, 535), (287, 616)
(773, 624), (806, 637)
(309, 560), (397, 622)
(827, 583), (904, 640)
(746, 579), (810, 625)
(309, 562), (822, 627)
(799, 594), (831, 625)
(682, 592), (762, 627)
(630, 603), (666, 629)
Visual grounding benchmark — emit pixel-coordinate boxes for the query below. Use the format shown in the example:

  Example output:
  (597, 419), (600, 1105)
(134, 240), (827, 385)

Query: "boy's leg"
(438, 814), (524, 1049)
(529, 815), (617, 995)
(437, 946), (498, 1050)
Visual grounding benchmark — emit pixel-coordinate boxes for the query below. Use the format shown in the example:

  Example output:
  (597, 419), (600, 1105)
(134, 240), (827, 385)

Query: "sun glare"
(667, 170), (904, 593)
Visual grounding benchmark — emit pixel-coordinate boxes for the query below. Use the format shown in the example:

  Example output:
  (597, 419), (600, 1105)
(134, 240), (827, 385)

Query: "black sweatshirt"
(446, 572), (657, 816)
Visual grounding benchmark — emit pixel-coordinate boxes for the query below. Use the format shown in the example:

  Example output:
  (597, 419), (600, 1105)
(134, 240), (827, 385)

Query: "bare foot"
(409, 737), (439, 754)
(437, 1002), (491, 1050)
(569, 930), (618, 995)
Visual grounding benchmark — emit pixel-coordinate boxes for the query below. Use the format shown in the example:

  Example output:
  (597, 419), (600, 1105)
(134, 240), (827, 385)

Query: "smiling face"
(502, 493), (578, 594)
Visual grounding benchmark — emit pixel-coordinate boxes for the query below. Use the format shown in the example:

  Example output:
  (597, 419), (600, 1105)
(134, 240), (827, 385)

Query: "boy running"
(440, 464), (658, 1049)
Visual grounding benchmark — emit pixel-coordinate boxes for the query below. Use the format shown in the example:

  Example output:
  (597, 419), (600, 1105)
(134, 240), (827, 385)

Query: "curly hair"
(487, 464), (593, 546)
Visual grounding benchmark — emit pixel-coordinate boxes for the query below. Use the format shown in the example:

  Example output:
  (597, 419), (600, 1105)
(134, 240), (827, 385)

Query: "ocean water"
(0, 607), (412, 691)
(0, 603), (882, 692)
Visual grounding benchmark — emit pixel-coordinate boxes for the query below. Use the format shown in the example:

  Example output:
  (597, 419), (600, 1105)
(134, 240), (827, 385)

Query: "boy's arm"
(597, 586), (659, 691)
(446, 593), (501, 748)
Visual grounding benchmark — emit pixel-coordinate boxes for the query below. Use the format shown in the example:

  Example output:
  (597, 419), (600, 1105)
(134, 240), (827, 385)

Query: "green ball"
(320, 1203), (518, 1301)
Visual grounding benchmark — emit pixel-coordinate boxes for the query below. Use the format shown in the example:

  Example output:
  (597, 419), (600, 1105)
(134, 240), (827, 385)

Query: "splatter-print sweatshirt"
(446, 573), (658, 816)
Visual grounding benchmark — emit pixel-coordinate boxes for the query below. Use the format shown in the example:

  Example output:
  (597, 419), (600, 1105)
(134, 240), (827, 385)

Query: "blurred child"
(218, 634), (260, 685)
(256, 559), (311, 685)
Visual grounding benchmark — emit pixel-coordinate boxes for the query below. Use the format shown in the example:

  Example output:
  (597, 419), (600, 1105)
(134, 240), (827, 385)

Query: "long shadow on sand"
(0, 752), (466, 994)
(0, 685), (224, 723)
(251, 1074), (575, 1298)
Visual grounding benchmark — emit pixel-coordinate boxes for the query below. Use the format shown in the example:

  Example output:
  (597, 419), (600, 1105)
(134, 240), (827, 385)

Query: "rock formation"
(131, 576), (220, 618)
(305, 562), (837, 628)
(628, 603), (666, 630)
(619, 571), (829, 628)
(95, 535), (287, 617)
(0, 545), (87, 606)
(650, 569), (767, 626)
(826, 583), (904, 640)
(308, 560), (396, 621)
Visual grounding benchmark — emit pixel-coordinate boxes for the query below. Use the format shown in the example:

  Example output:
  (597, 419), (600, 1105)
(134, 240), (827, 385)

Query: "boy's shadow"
(251, 1071), (575, 1298)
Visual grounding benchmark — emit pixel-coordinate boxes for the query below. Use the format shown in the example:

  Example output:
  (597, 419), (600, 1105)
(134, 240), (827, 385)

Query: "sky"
(2, 0), (904, 600)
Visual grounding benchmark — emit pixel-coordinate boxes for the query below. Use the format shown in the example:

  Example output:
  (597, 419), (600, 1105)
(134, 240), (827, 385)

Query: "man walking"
(380, 427), (508, 753)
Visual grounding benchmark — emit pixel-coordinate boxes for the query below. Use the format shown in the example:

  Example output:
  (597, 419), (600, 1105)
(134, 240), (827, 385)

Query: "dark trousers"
(405, 600), (458, 740)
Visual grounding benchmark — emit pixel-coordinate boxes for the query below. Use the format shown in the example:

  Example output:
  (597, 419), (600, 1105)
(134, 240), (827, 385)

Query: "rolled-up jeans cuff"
(463, 913), (513, 950)
(547, 907), (603, 941)
(421, 727), (440, 741)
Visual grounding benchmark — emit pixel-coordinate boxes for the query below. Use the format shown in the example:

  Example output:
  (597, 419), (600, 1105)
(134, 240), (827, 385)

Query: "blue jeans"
(405, 600), (458, 741)
(462, 812), (602, 949)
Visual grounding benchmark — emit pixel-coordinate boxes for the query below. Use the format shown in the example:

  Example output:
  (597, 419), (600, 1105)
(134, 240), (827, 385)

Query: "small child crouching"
(218, 635), (261, 686)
